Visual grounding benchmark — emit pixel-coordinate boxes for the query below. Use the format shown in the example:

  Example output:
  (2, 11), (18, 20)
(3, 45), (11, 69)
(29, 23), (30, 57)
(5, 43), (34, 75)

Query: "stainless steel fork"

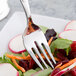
(20, 0), (56, 70)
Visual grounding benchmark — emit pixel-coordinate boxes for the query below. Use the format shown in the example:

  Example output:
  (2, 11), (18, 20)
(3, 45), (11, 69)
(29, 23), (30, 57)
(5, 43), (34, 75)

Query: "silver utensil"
(20, 0), (56, 70)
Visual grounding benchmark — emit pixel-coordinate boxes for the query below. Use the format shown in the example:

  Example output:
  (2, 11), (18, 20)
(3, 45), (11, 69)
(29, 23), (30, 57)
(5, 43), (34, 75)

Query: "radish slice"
(64, 20), (76, 31)
(59, 30), (76, 41)
(0, 63), (19, 76)
(8, 34), (26, 54)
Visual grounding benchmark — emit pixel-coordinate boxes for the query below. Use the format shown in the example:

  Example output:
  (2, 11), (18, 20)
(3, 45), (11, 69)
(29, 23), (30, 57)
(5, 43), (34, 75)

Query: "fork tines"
(23, 29), (56, 70)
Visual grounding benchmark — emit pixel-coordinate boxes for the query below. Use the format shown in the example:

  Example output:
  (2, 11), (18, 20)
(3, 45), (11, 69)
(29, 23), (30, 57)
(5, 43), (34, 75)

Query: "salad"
(0, 20), (76, 76)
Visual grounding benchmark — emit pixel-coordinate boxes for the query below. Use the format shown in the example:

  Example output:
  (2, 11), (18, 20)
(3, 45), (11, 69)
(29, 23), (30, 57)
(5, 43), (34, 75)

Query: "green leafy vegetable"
(24, 52), (29, 56)
(39, 25), (48, 33)
(0, 54), (18, 70)
(5, 52), (28, 57)
(19, 70), (23, 76)
(32, 68), (52, 76)
(24, 69), (37, 76)
(24, 68), (52, 76)
(65, 47), (71, 56)
(35, 68), (41, 71)
(50, 38), (72, 55)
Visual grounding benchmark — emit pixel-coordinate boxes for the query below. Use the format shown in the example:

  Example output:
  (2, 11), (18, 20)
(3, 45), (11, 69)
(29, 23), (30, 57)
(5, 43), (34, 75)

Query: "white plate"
(0, 12), (70, 56)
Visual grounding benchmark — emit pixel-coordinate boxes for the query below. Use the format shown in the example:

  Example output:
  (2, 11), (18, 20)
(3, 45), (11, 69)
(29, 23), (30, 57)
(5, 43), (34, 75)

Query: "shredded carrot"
(41, 53), (60, 61)
(28, 21), (35, 32)
(48, 37), (53, 45)
(54, 57), (60, 61)
(59, 58), (76, 70)
(12, 59), (25, 72)
(55, 63), (62, 69)
(6, 54), (25, 60)
(6, 54), (30, 60)
(6, 52), (60, 62)
(74, 66), (76, 68)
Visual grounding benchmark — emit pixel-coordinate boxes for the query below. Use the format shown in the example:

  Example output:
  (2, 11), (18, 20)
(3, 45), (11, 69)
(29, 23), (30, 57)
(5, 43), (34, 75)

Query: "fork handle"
(20, 0), (35, 32)
(20, 0), (39, 33)
(20, 0), (31, 19)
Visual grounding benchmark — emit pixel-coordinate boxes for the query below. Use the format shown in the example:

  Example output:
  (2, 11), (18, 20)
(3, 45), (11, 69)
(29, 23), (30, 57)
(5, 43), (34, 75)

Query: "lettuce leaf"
(5, 52), (28, 57)
(39, 25), (48, 33)
(50, 38), (72, 55)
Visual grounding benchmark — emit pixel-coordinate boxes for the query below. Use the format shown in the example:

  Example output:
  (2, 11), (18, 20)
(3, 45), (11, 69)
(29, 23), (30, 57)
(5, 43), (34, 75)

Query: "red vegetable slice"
(59, 30), (76, 41)
(64, 20), (76, 31)
(8, 34), (26, 54)
(0, 63), (19, 76)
